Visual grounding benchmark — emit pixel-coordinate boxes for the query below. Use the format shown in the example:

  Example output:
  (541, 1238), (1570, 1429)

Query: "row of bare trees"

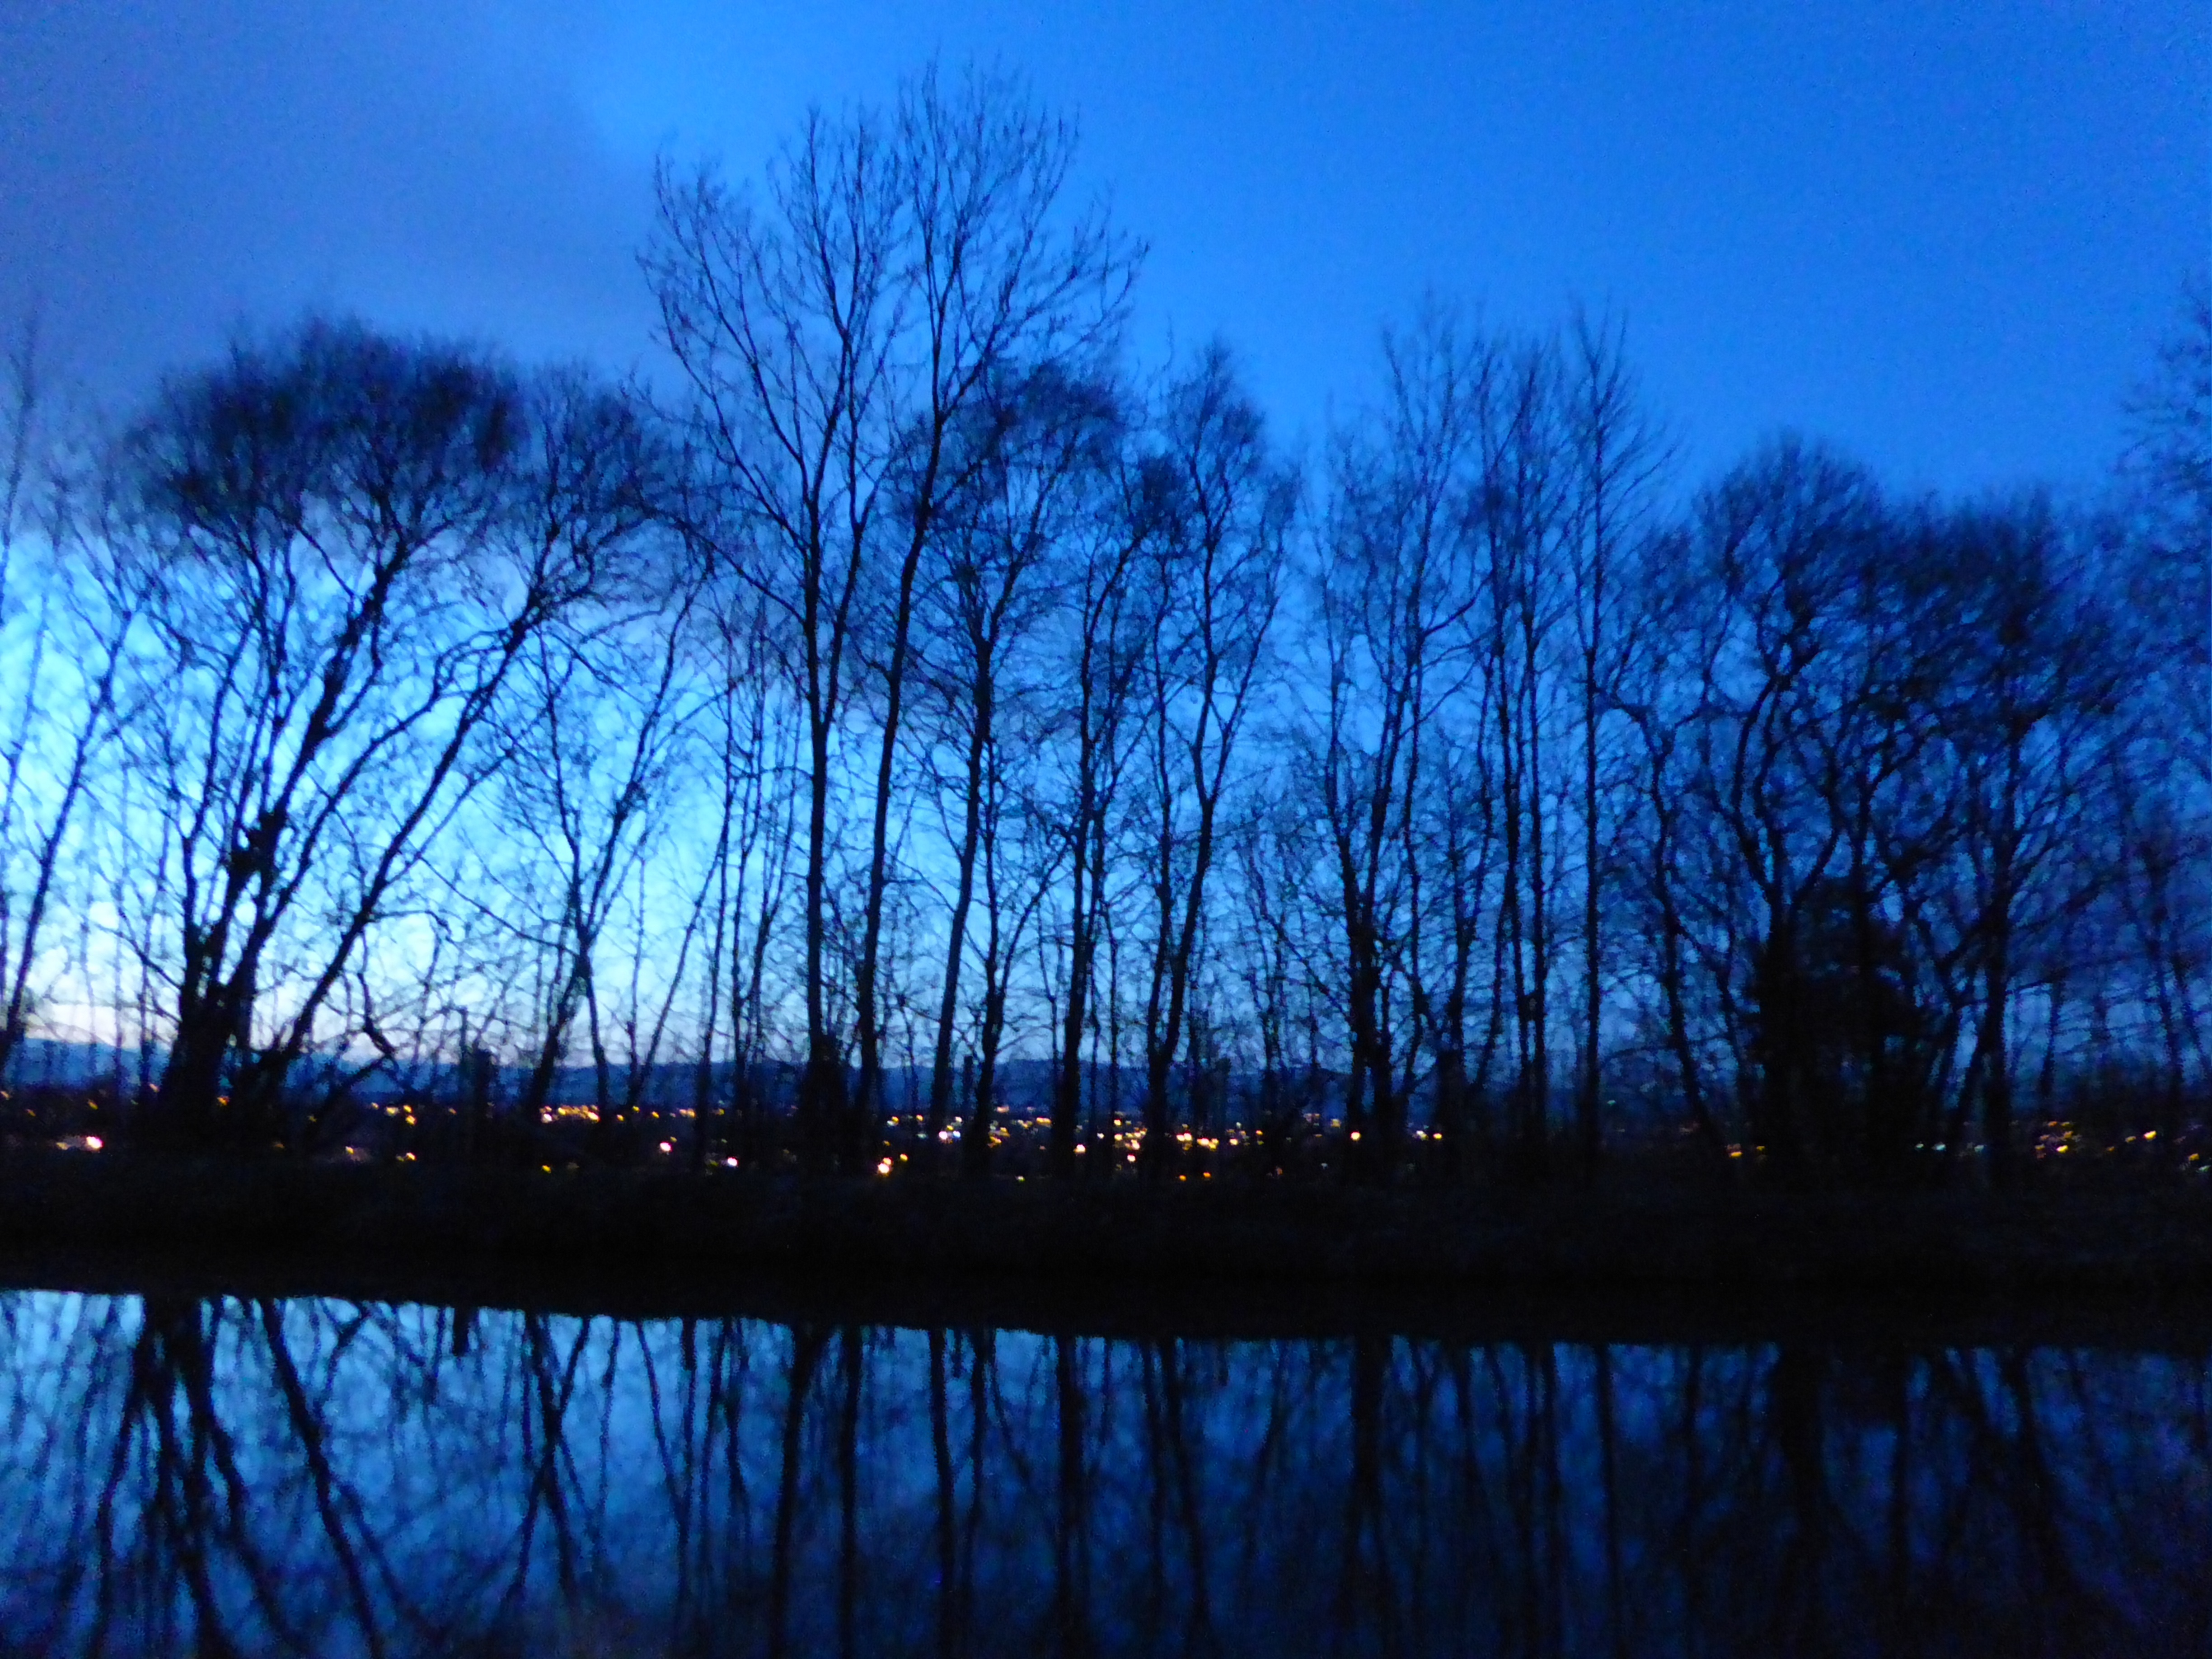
(0, 67), (2202, 1183)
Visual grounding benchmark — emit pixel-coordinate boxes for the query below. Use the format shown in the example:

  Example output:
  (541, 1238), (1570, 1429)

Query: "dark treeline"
(0, 1292), (2204, 1655)
(0, 66), (2204, 1187)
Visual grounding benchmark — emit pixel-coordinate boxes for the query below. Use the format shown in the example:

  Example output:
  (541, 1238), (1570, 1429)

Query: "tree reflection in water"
(0, 1293), (2203, 1655)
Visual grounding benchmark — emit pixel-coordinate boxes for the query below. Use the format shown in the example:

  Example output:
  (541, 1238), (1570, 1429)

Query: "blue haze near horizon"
(0, 0), (2203, 497)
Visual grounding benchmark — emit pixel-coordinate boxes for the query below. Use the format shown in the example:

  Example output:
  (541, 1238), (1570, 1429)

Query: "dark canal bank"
(0, 1155), (2206, 1651)
(4, 1152), (2212, 1298)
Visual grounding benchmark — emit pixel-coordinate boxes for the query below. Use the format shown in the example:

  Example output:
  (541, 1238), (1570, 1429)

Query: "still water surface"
(0, 1291), (2204, 1656)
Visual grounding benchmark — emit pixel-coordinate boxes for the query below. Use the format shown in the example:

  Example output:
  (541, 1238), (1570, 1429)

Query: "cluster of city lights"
(11, 1091), (2206, 1179)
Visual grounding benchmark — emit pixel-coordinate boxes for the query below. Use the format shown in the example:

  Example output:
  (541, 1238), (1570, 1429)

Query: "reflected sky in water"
(0, 1292), (2204, 1656)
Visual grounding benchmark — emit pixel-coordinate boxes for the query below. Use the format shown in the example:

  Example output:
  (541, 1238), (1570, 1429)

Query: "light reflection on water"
(0, 1292), (2204, 1656)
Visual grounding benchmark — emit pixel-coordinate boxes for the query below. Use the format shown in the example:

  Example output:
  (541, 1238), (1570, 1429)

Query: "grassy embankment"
(0, 1149), (2209, 1346)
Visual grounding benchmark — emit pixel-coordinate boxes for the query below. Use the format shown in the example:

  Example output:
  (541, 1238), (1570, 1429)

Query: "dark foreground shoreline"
(2, 1151), (2210, 1350)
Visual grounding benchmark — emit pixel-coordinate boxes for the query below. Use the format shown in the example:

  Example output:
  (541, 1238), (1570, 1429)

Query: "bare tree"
(1921, 501), (2121, 1179)
(2119, 277), (2211, 794)
(1613, 535), (1726, 1156)
(1044, 398), (1155, 1176)
(1309, 313), (1485, 1179)
(0, 325), (147, 1085)
(1467, 339), (1573, 1172)
(2102, 277), (2212, 1135)
(692, 579), (801, 1170)
(496, 507), (705, 1159)
(1133, 345), (1291, 1176)
(1559, 312), (1667, 1176)
(918, 363), (1117, 1165)
(649, 63), (1136, 1172)
(648, 110), (893, 1168)
(122, 322), (656, 1149)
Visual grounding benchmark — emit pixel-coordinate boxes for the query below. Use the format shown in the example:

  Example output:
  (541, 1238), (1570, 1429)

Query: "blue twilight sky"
(1, 0), (2203, 496)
